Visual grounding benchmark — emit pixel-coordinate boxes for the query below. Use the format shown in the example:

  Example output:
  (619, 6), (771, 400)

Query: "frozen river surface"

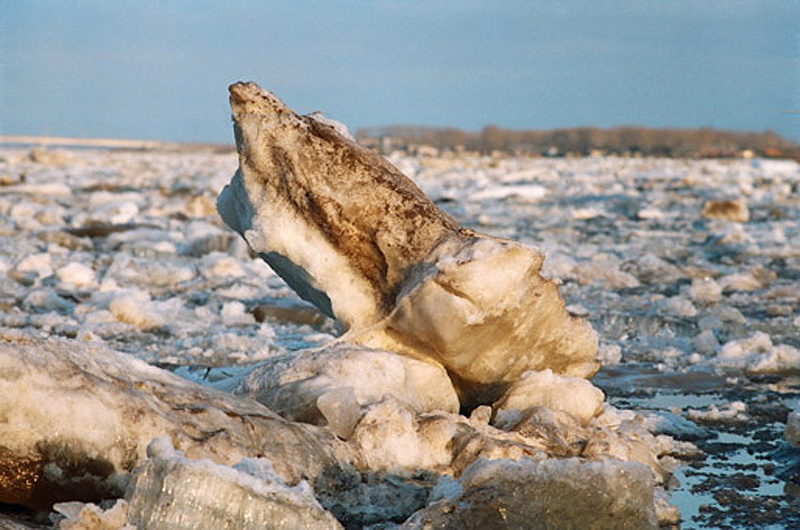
(1, 146), (799, 528)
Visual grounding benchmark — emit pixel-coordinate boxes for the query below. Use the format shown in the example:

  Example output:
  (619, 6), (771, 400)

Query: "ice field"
(1, 142), (799, 528)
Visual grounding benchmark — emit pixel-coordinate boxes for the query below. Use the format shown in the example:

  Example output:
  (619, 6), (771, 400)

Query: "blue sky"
(2, 1), (798, 143)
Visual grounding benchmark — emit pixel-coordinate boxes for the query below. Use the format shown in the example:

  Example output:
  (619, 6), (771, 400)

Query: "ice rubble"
(715, 331), (800, 374)
(3, 141), (691, 527)
(1, 331), (690, 527)
(1, 87), (798, 526)
(211, 84), (692, 527)
(685, 401), (749, 423)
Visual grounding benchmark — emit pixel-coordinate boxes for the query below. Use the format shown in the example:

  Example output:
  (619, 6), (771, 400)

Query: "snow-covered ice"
(0, 331), (350, 510)
(715, 331), (800, 374)
(236, 342), (460, 428)
(493, 369), (605, 426)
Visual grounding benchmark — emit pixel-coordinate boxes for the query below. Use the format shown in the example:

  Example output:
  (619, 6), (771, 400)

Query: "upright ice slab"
(218, 82), (599, 406)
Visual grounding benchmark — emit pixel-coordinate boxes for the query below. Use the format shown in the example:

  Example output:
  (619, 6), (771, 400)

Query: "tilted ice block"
(354, 237), (599, 406)
(218, 82), (459, 328)
(218, 82), (598, 407)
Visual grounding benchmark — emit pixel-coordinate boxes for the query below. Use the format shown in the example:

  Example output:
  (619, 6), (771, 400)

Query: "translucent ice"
(786, 407), (800, 447)
(237, 342), (459, 428)
(125, 438), (342, 529)
(52, 499), (129, 530)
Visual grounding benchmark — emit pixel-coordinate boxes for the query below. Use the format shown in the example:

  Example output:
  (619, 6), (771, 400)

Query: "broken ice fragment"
(715, 331), (800, 374)
(689, 276), (723, 306)
(493, 369), (605, 426)
(52, 499), (129, 529)
(312, 464), (431, 526)
(316, 387), (361, 439)
(236, 342), (460, 425)
(403, 457), (659, 529)
(701, 198), (749, 222)
(125, 438), (342, 530)
(786, 408), (800, 447)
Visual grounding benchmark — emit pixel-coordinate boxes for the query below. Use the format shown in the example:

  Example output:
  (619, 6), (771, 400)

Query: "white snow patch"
(715, 331), (800, 374)
(470, 184), (547, 202)
(686, 401), (748, 423)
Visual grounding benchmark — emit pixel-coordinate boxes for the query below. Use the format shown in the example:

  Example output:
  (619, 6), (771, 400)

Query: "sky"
(2, 0), (799, 144)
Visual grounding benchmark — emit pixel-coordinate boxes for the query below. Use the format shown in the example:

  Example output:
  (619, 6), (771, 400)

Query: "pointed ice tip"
(228, 80), (260, 95)
(228, 81), (288, 115)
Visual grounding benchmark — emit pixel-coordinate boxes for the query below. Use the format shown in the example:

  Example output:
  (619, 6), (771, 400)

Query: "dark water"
(594, 363), (800, 528)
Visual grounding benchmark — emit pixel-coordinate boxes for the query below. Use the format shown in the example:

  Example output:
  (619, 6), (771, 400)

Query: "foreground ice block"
(404, 457), (659, 529)
(0, 331), (349, 510)
(218, 82), (598, 406)
(126, 438), (342, 529)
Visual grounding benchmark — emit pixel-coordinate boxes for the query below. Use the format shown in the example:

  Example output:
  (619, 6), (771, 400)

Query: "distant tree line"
(356, 125), (799, 158)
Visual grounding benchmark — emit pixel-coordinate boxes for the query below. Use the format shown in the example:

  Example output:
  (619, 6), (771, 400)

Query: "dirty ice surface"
(1, 146), (799, 527)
